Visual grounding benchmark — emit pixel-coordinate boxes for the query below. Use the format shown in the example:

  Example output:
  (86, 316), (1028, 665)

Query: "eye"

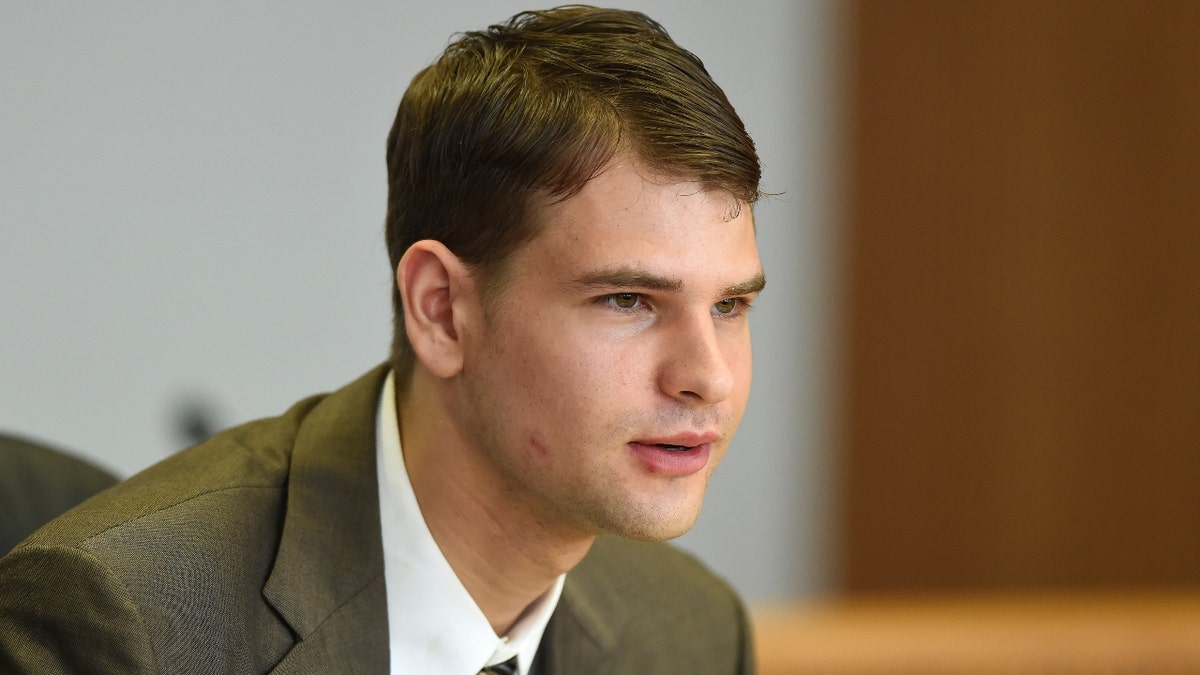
(713, 298), (739, 315)
(607, 293), (641, 310)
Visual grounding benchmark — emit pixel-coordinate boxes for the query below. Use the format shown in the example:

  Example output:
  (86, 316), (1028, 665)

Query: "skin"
(396, 155), (763, 635)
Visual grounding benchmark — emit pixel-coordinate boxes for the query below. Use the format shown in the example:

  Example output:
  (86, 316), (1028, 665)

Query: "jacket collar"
(263, 365), (392, 672)
(536, 538), (622, 675)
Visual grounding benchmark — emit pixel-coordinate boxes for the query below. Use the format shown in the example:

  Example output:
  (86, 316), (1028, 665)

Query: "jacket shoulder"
(552, 536), (754, 674)
(18, 391), (324, 550)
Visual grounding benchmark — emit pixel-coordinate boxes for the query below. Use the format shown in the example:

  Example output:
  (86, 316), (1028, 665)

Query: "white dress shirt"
(376, 371), (564, 674)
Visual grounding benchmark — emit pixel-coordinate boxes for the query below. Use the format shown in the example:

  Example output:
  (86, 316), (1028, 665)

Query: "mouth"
(628, 438), (714, 476)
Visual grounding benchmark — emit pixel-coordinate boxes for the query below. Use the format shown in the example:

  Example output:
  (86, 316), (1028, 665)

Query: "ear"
(396, 240), (476, 379)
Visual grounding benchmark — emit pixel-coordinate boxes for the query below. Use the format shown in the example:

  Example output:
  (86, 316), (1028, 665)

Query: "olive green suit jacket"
(0, 367), (753, 674)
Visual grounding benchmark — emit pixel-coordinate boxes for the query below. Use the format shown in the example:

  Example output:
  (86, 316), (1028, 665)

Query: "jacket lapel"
(537, 552), (620, 675)
(263, 366), (392, 673)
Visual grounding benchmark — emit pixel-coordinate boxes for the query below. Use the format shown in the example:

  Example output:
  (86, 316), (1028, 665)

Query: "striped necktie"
(480, 656), (518, 675)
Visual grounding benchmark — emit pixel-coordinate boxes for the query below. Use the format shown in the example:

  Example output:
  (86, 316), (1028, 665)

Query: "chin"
(615, 521), (696, 543)
(603, 502), (704, 542)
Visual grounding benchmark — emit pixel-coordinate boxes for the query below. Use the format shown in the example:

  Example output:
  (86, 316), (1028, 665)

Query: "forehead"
(509, 158), (760, 287)
(538, 158), (751, 234)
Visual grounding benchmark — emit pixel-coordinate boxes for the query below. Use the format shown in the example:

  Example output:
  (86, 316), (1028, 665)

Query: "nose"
(657, 313), (736, 405)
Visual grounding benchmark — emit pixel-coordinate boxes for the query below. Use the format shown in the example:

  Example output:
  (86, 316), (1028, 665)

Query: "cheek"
(535, 328), (634, 391)
(736, 344), (754, 387)
(723, 338), (755, 406)
(513, 342), (640, 454)
(485, 309), (656, 428)
(487, 330), (599, 427)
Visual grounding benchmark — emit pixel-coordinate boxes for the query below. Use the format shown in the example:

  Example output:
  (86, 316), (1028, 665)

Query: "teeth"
(657, 443), (688, 451)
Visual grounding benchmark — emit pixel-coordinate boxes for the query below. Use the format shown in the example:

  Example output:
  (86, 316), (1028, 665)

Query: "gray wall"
(1, 1), (841, 601)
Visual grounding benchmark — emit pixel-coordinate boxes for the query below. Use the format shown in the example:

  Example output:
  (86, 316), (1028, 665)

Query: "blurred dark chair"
(0, 432), (120, 554)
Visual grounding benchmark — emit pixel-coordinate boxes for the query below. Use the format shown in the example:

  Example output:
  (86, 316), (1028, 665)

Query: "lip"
(635, 430), (720, 447)
(627, 433), (716, 476)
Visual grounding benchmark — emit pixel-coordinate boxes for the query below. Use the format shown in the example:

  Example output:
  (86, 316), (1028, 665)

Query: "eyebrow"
(723, 272), (767, 297)
(565, 267), (766, 297)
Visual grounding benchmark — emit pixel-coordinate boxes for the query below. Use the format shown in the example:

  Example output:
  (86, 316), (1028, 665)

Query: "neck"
(398, 376), (594, 635)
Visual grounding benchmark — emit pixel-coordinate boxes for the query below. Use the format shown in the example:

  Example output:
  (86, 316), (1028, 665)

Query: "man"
(0, 6), (764, 673)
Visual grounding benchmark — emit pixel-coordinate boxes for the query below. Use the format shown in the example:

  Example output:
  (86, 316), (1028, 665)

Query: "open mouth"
(630, 440), (712, 475)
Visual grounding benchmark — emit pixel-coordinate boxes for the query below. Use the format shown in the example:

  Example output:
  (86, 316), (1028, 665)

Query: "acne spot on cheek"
(528, 433), (550, 457)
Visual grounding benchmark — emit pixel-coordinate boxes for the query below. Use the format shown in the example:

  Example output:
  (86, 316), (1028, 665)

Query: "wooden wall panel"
(841, 1), (1200, 591)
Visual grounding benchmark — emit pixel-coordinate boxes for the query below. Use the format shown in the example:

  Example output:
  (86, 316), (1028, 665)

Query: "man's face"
(453, 157), (762, 542)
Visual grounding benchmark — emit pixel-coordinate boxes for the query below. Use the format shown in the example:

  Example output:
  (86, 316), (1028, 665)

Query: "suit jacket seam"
(67, 483), (284, 551)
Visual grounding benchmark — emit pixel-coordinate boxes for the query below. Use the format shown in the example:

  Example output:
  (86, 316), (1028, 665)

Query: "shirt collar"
(376, 370), (564, 674)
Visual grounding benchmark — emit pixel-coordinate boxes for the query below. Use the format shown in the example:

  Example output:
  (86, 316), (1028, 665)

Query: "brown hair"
(385, 5), (761, 387)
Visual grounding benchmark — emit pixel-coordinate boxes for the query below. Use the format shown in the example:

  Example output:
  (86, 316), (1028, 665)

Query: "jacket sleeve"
(0, 544), (158, 674)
